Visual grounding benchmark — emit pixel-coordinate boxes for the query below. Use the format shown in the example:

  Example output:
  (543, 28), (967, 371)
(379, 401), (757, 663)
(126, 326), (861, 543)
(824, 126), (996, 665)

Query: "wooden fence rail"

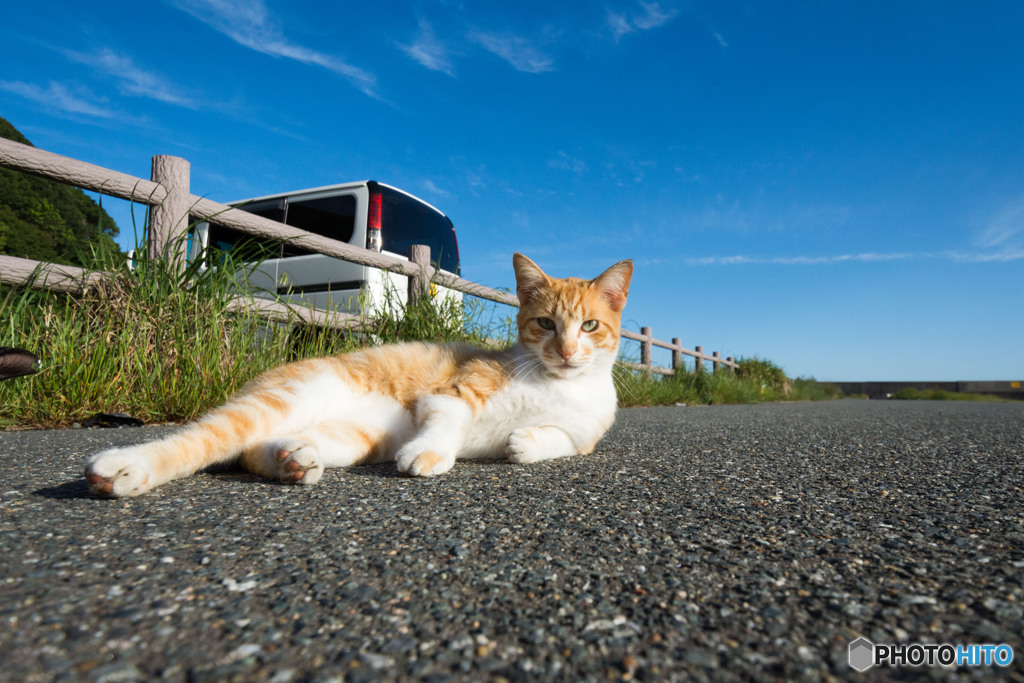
(0, 138), (738, 375)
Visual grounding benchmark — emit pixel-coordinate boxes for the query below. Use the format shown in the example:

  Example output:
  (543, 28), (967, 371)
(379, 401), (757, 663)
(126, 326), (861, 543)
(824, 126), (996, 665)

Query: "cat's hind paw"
(506, 428), (545, 464)
(85, 447), (155, 498)
(274, 439), (324, 485)
(396, 446), (455, 477)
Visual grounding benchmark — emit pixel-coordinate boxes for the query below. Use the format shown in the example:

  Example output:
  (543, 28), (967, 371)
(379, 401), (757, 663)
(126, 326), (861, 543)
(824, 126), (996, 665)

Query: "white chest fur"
(459, 365), (618, 459)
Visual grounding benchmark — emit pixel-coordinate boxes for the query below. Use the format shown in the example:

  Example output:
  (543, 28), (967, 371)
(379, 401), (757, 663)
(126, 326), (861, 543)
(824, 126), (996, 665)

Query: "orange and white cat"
(84, 254), (632, 497)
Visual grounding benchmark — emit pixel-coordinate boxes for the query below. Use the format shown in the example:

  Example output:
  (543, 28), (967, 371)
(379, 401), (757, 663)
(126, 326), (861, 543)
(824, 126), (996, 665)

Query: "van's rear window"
(379, 186), (459, 275)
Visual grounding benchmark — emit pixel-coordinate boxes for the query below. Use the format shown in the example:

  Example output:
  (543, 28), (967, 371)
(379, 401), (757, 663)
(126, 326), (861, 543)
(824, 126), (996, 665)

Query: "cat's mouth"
(546, 358), (586, 376)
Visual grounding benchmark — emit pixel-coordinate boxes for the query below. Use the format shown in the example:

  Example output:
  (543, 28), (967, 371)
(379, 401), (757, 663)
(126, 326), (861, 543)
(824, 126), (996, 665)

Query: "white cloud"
(421, 179), (452, 198)
(400, 20), (455, 76)
(607, 11), (634, 42)
(608, 1), (678, 42)
(0, 80), (119, 119)
(172, 0), (377, 97)
(976, 197), (1024, 251)
(685, 249), (1024, 266)
(633, 1), (677, 30)
(65, 49), (198, 108)
(548, 151), (587, 174)
(468, 31), (554, 73)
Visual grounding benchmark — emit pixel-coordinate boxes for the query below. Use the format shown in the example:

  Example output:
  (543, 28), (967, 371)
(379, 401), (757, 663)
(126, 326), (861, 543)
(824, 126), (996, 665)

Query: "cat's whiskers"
(612, 365), (641, 403)
(510, 356), (544, 382)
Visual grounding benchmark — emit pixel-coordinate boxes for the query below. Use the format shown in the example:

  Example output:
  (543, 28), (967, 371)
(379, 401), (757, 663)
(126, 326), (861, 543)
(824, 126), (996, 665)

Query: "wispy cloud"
(468, 31), (554, 73)
(172, 0), (377, 97)
(685, 249), (1024, 266)
(400, 19), (455, 76)
(0, 80), (120, 119)
(634, 1), (677, 30)
(421, 179), (452, 198)
(976, 197), (1024, 251)
(549, 151), (587, 174)
(608, 1), (678, 42)
(65, 49), (198, 108)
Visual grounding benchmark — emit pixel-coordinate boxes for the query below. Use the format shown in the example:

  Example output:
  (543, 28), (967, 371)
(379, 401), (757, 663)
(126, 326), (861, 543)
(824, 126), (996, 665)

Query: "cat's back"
(248, 341), (508, 408)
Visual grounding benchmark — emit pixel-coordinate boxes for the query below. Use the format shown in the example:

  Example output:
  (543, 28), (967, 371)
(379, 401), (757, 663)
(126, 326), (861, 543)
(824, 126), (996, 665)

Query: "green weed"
(614, 354), (841, 407)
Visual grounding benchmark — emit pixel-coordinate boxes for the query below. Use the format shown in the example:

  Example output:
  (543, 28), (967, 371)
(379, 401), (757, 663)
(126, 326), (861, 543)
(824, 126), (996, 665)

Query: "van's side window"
(207, 200), (286, 262)
(283, 195), (357, 257)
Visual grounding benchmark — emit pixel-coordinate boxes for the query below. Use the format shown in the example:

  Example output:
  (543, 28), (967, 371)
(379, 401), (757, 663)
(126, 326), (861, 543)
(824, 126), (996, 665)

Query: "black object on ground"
(0, 346), (41, 381)
(80, 412), (145, 428)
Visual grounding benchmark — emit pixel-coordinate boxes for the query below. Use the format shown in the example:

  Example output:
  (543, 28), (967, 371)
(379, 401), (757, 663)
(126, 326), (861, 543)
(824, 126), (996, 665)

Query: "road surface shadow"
(31, 460), (511, 499)
(35, 479), (91, 499)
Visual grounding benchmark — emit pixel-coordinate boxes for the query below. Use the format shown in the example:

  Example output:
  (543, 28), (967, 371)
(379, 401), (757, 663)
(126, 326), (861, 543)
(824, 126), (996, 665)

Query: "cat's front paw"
(85, 447), (155, 498)
(273, 439), (324, 485)
(506, 428), (545, 464)
(396, 445), (455, 477)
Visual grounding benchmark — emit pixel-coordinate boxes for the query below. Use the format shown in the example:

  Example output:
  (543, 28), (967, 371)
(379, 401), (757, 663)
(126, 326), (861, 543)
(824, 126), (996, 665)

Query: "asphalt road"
(1, 400), (1022, 682)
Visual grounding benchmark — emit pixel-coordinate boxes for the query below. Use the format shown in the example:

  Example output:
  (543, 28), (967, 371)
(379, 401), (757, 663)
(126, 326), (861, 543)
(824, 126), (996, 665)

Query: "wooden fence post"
(726, 357), (735, 372)
(713, 351), (721, 373)
(408, 244), (432, 303)
(671, 337), (682, 373)
(148, 155), (191, 271)
(694, 345), (704, 374)
(640, 327), (653, 378)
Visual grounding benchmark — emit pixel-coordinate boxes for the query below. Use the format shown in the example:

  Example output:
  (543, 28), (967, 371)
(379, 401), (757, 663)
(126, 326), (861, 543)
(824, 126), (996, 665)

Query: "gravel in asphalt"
(1, 399), (1022, 681)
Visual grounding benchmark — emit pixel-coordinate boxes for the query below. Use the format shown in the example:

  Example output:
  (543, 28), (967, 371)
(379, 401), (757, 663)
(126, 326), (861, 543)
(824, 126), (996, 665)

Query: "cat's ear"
(592, 260), (633, 313)
(513, 253), (550, 305)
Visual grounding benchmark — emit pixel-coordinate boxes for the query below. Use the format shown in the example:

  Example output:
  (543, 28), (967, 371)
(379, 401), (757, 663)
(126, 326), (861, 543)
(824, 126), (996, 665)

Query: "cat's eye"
(536, 317), (555, 330)
(582, 320), (598, 332)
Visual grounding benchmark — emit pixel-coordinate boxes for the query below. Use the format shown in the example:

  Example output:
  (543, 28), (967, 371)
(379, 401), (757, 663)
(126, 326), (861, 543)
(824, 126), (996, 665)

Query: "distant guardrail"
(834, 381), (1024, 400)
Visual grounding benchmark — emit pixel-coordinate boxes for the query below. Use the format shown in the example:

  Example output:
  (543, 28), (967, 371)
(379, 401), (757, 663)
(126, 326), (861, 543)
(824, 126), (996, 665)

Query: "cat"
(84, 253), (632, 497)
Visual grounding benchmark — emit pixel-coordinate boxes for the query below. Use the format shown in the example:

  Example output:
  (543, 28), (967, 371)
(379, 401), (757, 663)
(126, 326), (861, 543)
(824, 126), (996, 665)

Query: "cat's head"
(513, 254), (633, 378)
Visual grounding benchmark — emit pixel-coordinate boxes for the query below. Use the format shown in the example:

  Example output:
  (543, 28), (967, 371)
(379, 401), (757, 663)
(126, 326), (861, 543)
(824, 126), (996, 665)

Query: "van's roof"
(231, 181), (450, 220)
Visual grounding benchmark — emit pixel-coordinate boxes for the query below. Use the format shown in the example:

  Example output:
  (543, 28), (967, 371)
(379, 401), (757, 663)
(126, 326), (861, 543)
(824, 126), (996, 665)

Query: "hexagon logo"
(849, 638), (875, 672)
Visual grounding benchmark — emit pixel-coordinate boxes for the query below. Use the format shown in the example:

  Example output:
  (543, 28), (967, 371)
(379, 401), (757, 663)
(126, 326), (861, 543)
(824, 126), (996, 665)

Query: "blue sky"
(2, 1), (1021, 381)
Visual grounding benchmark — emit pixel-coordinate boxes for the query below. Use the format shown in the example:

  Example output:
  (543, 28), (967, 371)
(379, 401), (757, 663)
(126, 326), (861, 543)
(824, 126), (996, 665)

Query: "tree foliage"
(0, 116), (123, 266)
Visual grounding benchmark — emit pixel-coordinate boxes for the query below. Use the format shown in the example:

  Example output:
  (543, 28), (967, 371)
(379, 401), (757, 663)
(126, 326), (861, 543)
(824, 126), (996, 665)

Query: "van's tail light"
(366, 187), (382, 252)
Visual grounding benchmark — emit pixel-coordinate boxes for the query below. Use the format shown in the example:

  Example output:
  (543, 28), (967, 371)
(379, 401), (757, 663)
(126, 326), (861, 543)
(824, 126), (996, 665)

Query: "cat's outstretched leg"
(396, 395), (472, 477)
(85, 382), (316, 497)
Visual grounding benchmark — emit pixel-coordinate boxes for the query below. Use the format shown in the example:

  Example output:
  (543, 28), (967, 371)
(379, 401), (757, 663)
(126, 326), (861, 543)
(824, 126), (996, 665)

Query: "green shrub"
(891, 387), (1008, 402)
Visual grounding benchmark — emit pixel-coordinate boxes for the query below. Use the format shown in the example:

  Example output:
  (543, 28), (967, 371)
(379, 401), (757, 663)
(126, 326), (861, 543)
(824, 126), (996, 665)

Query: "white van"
(190, 181), (461, 317)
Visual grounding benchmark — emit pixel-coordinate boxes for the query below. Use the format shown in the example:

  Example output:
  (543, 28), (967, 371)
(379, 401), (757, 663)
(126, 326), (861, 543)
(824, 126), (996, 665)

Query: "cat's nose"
(557, 343), (577, 361)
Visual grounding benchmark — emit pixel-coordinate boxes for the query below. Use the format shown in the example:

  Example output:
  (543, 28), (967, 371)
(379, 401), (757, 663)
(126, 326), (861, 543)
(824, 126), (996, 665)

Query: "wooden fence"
(0, 138), (738, 375)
